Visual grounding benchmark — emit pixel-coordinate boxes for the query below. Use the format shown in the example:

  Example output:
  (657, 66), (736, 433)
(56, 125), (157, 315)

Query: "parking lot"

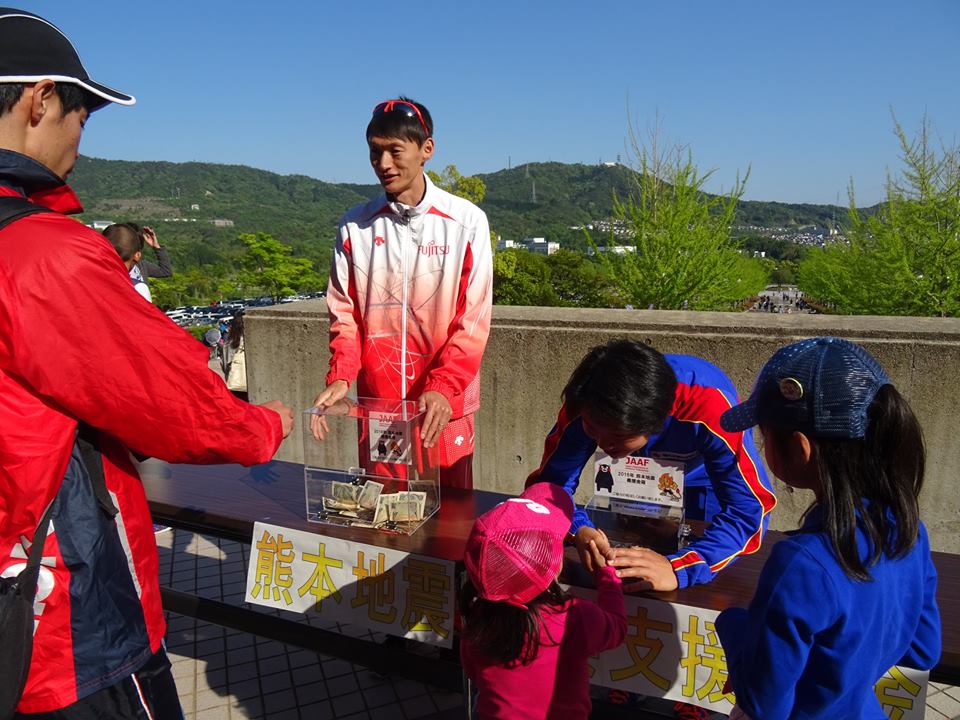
(165, 292), (326, 327)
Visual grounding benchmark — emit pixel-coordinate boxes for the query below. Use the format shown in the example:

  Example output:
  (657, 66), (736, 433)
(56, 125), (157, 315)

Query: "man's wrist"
(422, 379), (454, 404)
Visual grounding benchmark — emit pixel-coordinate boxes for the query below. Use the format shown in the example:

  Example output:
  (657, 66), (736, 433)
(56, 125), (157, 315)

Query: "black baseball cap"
(0, 8), (135, 111)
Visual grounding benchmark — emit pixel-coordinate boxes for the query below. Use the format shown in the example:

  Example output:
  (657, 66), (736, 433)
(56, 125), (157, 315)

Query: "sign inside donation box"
(367, 412), (412, 465)
(586, 452), (689, 555)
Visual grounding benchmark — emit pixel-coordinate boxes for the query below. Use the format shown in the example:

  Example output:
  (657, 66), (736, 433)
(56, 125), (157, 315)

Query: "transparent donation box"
(303, 398), (440, 535)
(586, 452), (691, 556)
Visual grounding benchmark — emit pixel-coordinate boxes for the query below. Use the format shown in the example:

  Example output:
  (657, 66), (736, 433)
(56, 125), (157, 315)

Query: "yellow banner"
(244, 522), (456, 647)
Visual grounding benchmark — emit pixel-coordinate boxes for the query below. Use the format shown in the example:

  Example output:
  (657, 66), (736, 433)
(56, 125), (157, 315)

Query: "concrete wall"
(245, 301), (960, 552)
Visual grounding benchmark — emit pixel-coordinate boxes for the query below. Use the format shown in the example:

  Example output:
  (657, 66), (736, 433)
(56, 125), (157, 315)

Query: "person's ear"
(792, 431), (813, 465)
(134, 250), (142, 263)
(28, 80), (57, 125)
(420, 137), (435, 164)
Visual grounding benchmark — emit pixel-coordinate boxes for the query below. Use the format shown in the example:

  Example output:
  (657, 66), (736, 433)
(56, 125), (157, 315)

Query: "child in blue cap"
(716, 337), (941, 719)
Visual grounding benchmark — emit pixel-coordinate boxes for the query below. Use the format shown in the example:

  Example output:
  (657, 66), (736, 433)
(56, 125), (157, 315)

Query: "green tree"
(546, 249), (618, 307)
(771, 260), (798, 286)
(237, 232), (322, 301)
(798, 115), (960, 317)
(589, 122), (767, 310)
(150, 269), (235, 309)
(492, 248), (618, 308)
(492, 249), (559, 306)
(427, 164), (486, 205)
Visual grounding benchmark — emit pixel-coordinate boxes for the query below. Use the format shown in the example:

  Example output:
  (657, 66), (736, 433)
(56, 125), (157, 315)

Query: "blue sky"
(34, 0), (960, 205)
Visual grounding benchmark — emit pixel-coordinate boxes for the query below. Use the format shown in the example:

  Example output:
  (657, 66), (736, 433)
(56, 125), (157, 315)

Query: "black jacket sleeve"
(139, 246), (173, 280)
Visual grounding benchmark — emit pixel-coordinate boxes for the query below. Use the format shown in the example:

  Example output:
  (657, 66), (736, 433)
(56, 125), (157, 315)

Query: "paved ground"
(928, 684), (960, 719)
(157, 529), (958, 720)
(748, 286), (812, 315)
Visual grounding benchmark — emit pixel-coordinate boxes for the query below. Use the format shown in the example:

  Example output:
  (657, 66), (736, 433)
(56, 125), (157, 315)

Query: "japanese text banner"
(569, 588), (929, 718)
(244, 522), (456, 647)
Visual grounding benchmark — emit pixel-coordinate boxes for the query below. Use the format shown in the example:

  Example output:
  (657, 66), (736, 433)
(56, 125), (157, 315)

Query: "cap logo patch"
(779, 377), (804, 401)
(507, 498), (550, 515)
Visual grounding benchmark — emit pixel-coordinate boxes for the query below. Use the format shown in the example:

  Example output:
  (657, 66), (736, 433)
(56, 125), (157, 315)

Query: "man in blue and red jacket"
(0, 8), (293, 717)
(527, 339), (776, 590)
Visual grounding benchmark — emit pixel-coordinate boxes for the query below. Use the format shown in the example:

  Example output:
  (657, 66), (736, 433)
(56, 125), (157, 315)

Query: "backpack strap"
(0, 195), (116, 596)
(14, 500), (56, 604)
(0, 195), (52, 231)
(76, 423), (119, 519)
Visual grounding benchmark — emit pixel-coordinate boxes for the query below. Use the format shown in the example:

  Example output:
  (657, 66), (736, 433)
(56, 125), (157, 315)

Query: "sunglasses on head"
(372, 100), (430, 137)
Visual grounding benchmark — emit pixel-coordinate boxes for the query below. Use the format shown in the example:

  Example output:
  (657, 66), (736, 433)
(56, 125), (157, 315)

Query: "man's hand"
(575, 526), (611, 574)
(607, 546), (679, 592)
(310, 380), (349, 440)
(261, 400), (294, 439)
(418, 390), (451, 448)
(142, 226), (160, 248)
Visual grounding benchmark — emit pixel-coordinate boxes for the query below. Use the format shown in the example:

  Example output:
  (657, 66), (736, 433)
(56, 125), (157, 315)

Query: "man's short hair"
(366, 96), (433, 146)
(0, 82), (98, 118)
(563, 339), (678, 436)
(103, 222), (143, 262)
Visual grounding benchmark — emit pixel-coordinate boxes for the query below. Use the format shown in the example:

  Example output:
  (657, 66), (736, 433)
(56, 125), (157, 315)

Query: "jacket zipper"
(400, 212), (410, 400)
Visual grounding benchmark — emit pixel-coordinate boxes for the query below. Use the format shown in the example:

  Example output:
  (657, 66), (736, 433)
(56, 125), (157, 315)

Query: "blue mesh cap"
(720, 337), (891, 439)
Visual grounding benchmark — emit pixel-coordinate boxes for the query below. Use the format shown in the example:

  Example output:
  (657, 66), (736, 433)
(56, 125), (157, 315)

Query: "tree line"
(77, 115), (957, 317)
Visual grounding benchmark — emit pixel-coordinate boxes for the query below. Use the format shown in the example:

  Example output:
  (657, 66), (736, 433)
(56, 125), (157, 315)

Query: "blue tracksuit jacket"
(526, 354), (776, 589)
(716, 507), (941, 718)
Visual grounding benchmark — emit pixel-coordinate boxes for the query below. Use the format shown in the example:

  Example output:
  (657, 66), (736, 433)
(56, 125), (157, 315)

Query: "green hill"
(68, 156), (855, 268)
(70, 156), (378, 271)
(71, 156), (370, 239)
(478, 162), (851, 245)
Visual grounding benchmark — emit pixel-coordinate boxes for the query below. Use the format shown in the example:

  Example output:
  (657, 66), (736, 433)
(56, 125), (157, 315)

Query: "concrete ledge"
(246, 301), (960, 552)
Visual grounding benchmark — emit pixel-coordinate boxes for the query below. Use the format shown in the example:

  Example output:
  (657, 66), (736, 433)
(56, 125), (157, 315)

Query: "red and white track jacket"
(326, 173), (493, 418)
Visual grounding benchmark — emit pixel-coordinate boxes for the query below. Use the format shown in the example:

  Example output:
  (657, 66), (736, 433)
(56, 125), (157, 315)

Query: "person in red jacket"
(0, 8), (293, 718)
(311, 97), (493, 489)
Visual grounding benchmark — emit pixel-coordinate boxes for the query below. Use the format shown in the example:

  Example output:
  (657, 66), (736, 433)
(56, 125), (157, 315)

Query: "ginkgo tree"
(799, 115), (960, 317)
(589, 118), (767, 310)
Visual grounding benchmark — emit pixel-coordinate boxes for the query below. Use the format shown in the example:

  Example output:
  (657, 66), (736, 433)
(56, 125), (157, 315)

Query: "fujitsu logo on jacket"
(419, 239), (449, 256)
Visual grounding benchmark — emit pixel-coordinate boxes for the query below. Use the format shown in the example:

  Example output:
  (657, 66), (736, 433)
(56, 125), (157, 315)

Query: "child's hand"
(587, 538), (607, 570)
(575, 526), (611, 573)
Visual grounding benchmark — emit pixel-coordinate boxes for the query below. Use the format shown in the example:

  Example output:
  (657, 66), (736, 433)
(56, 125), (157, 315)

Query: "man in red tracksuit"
(0, 9), (293, 717)
(312, 97), (493, 489)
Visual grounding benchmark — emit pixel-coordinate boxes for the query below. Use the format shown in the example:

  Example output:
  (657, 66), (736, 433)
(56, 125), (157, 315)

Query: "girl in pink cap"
(460, 482), (627, 719)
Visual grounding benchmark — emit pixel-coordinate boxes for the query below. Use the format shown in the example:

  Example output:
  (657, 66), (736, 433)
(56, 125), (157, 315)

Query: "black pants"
(17, 647), (184, 720)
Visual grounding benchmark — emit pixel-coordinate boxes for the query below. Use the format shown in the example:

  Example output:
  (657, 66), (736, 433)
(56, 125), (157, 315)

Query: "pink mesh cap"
(464, 483), (574, 608)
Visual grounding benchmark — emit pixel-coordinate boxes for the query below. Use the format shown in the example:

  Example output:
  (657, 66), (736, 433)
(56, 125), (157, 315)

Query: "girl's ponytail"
(814, 384), (924, 580)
